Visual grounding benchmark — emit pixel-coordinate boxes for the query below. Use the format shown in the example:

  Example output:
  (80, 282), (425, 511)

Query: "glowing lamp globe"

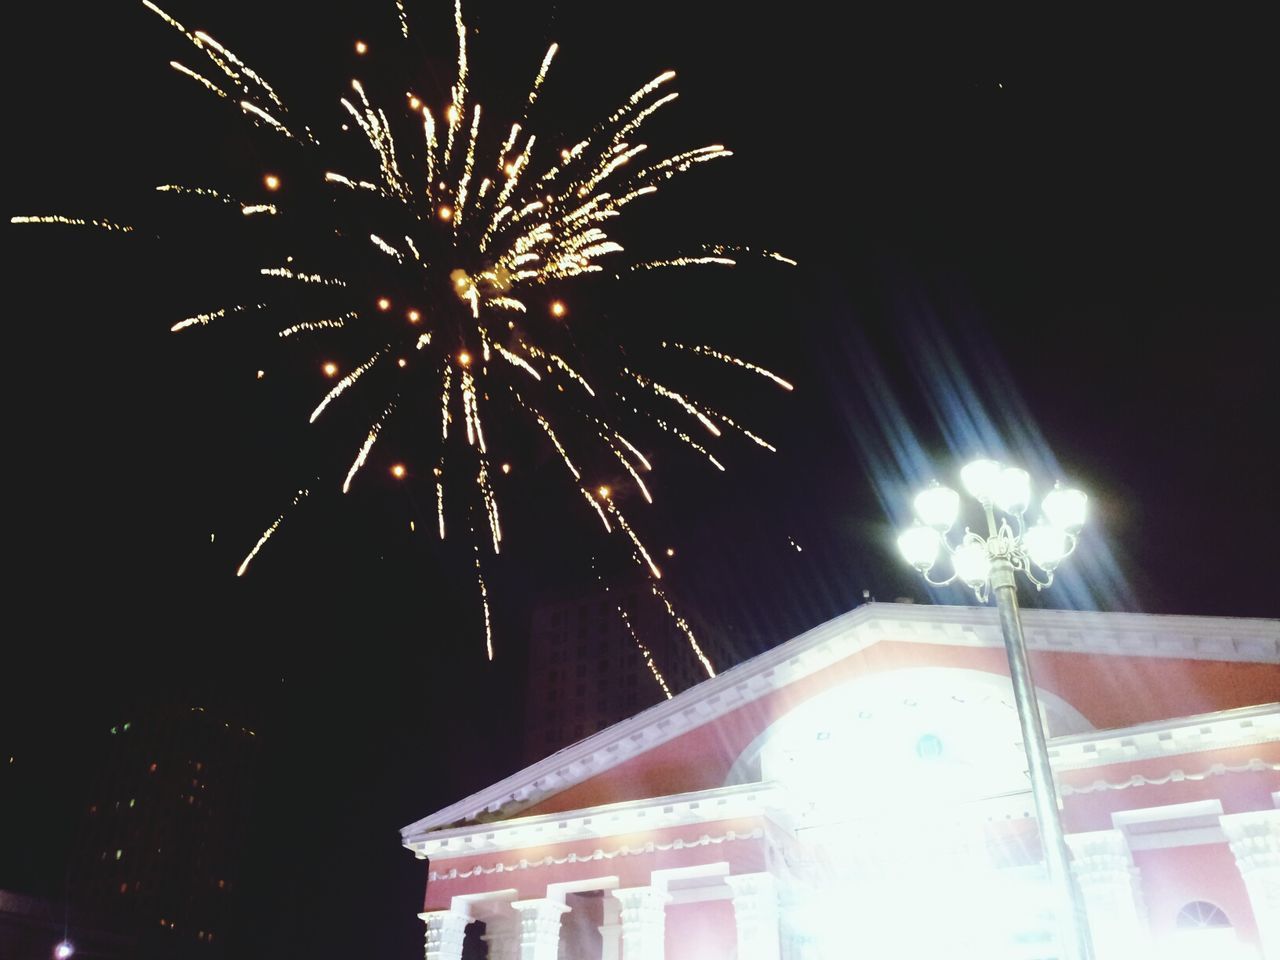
(951, 541), (991, 586)
(960, 459), (1003, 504)
(913, 483), (960, 533)
(1043, 484), (1088, 534)
(897, 523), (940, 571)
(993, 467), (1031, 516)
(54, 943), (74, 960)
(1024, 522), (1069, 571)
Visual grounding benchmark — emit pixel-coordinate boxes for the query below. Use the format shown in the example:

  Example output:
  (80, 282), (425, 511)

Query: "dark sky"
(3, 1), (1276, 957)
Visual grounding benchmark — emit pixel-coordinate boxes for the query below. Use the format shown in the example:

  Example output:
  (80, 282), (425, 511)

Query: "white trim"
(667, 884), (733, 905)
(650, 862), (729, 889)
(1050, 703), (1280, 769)
(411, 782), (782, 861)
(1112, 799), (1226, 827)
(427, 828), (766, 883)
(1126, 827), (1227, 851)
(402, 604), (1278, 841)
(450, 889), (519, 918)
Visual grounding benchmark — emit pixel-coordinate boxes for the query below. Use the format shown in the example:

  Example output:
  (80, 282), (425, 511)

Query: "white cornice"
(408, 781), (782, 862)
(1049, 702), (1280, 770)
(402, 604), (1278, 842)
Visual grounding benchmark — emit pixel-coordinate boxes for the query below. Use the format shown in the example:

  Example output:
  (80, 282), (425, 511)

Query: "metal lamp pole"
(897, 461), (1094, 960)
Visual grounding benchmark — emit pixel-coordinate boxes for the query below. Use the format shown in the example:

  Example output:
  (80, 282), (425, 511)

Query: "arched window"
(1176, 901), (1231, 929)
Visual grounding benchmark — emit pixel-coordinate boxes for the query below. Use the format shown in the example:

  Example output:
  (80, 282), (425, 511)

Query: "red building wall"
(524, 642), (1278, 817)
(664, 899), (735, 960)
(1134, 842), (1259, 946)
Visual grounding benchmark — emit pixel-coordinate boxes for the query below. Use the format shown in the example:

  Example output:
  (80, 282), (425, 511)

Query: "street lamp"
(897, 459), (1094, 960)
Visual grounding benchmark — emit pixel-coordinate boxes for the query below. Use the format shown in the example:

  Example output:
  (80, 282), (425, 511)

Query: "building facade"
(402, 603), (1279, 960)
(70, 703), (260, 957)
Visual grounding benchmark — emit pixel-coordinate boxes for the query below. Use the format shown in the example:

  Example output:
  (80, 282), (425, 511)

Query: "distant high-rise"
(69, 703), (260, 958)
(521, 577), (718, 764)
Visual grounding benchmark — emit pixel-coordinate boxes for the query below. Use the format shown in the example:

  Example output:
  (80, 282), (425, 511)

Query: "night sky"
(3, 2), (1276, 957)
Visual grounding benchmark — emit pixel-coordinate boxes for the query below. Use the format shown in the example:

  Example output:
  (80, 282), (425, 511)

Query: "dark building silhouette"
(69, 704), (259, 958)
(521, 577), (722, 764)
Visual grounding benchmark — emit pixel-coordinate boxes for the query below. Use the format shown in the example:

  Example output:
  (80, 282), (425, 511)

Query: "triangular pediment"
(401, 603), (1277, 845)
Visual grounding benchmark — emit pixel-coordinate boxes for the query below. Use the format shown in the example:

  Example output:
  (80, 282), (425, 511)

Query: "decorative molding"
(412, 781), (780, 861)
(1060, 758), (1279, 796)
(401, 604), (1278, 841)
(1050, 702), (1280, 769)
(428, 828), (766, 883)
(1221, 810), (1280, 873)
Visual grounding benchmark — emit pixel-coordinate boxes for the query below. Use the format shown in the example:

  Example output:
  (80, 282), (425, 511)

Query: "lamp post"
(896, 459), (1094, 960)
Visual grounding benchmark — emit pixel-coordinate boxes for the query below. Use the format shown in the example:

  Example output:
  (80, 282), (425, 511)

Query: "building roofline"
(401, 604), (1278, 841)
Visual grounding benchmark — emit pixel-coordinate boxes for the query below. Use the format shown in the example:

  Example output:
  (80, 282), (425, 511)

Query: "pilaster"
(1221, 810), (1280, 960)
(510, 898), (571, 960)
(725, 872), (782, 960)
(1066, 830), (1148, 960)
(611, 886), (671, 960)
(419, 910), (469, 960)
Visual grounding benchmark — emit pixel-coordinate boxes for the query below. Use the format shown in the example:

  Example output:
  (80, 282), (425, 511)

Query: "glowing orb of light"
(322, 362), (338, 377)
(391, 463), (406, 479)
(54, 943), (74, 960)
(263, 174), (280, 191)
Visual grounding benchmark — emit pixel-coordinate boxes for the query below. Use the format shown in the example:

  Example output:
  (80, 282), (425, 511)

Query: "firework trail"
(13, 0), (794, 672)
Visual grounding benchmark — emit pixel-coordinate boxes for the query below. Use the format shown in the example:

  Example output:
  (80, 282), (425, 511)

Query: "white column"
(510, 898), (571, 960)
(1221, 810), (1280, 960)
(420, 910), (469, 960)
(1066, 830), (1148, 960)
(482, 912), (521, 960)
(598, 894), (622, 960)
(611, 886), (670, 960)
(725, 872), (781, 960)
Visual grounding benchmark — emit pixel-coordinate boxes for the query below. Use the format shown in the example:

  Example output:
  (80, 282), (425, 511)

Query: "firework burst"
(13, 0), (794, 674)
